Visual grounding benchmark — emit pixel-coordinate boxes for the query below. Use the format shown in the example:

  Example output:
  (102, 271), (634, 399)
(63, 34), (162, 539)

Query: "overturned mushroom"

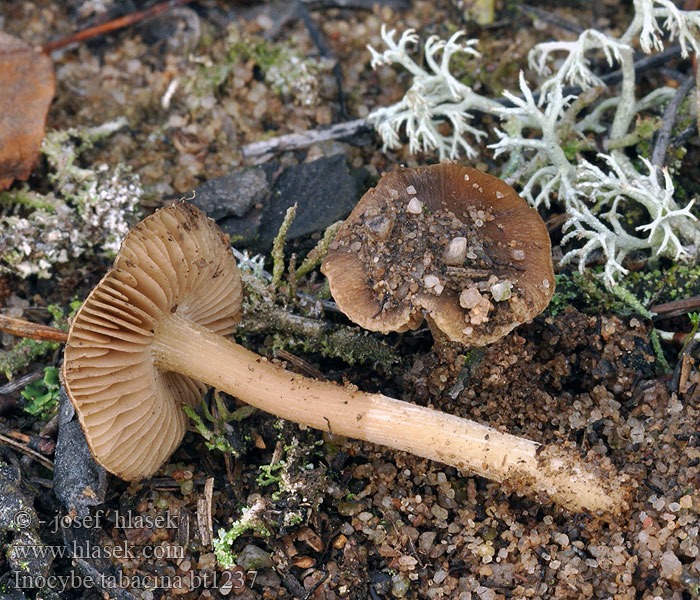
(63, 203), (628, 514)
(321, 163), (555, 345)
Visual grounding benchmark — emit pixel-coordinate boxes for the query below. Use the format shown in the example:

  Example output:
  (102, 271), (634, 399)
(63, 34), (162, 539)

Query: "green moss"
(624, 263), (700, 305)
(182, 404), (238, 455)
(257, 462), (285, 487)
(545, 271), (628, 316)
(0, 188), (55, 212)
(21, 366), (60, 420)
(0, 339), (59, 381)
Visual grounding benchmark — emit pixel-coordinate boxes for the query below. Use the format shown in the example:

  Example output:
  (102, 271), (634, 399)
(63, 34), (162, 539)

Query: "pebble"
(418, 531), (437, 553)
(443, 237), (467, 265)
(460, 287), (482, 309)
(391, 575), (411, 597)
(431, 504), (449, 521)
(490, 280), (512, 302)
(407, 197), (423, 214)
(424, 275), (440, 289)
(237, 545), (273, 570)
(659, 550), (682, 580)
(433, 569), (448, 584)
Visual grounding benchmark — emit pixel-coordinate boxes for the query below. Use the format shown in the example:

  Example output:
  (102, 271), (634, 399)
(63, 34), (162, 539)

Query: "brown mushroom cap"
(321, 164), (555, 345)
(62, 203), (242, 480)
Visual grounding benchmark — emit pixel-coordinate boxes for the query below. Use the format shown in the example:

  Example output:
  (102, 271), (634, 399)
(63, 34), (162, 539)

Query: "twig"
(303, 571), (330, 600)
(197, 477), (214, 547)
(0, 422), (56, 455)
(236, 302), (400, 370)
(0, 432), (54, 470)
(241, 118), (372, 157)
(0, 370), (42, 395)
(276, 349), (326, 380)
(670, 123), (698, 149)
(657, 328), (700, 342)
(0, 314), (68, 343)
(651, 74), (696, 169)
(515, 3), (585, 35)
(42, 0), (195, 53)
(651, 296), (700, 319)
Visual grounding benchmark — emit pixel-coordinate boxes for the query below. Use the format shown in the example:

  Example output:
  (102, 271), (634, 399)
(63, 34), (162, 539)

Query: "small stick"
(241, 48), (682, 159)
(0, 370), (43, 395)
(241, 118), (372, 158)
(197, 477), (214, 547)
(651, 74), (696, 169)
(651, 295), (700, 319)
(42, 0), (194, 53)
(0, 432), (54, 470)
(276, 349), (326, 381)
(0, 314), (68, 343)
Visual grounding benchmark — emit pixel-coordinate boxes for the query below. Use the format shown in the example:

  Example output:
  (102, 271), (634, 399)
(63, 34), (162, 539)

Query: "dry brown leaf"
(0, 32), (55, 190)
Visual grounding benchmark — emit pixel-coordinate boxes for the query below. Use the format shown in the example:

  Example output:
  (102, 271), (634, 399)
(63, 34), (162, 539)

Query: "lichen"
(0, 118), (142, 278)
(213, 498), (272, 569)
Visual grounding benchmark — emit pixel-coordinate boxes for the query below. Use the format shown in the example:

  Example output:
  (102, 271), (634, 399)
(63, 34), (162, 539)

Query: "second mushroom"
(321, 163), (555, 344)
(63, 201), (628, 516)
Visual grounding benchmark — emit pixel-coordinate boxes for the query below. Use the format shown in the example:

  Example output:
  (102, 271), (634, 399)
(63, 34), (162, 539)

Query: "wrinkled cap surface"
(321, 164), (555, 345)
(63, 203), (242, 480)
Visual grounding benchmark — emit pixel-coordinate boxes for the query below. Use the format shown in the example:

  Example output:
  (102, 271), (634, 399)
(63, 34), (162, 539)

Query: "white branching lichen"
(562, 155), (697, 284)
(367, 26), (500, 160)
(368, 2), (700, 288)
(0, 119), (142, 278)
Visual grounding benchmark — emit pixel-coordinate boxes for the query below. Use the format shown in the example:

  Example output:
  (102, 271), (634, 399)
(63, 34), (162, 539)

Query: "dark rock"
(190, 155), (368, 251)
(254, 154), (369, 252)
(191, 164), (277, 221)
(53, 388), (107, 518)
(218, 204), (265, 249)
(370, 571), (392, 595)
(53, 391), (136, 600)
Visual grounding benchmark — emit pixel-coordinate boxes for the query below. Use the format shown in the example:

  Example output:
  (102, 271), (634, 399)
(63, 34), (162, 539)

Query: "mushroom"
(321, 163), (555, 345)
(63, 203), (628, 514)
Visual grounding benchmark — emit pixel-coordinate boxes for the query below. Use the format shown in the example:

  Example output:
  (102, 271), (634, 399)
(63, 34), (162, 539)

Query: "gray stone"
(191, 165), (275, 220)
(254, 154), (369, 252)
(237, 544), (273, 570)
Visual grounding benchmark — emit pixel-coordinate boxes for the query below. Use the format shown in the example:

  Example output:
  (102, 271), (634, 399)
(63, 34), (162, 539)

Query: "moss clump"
(0, 339), (59, 381)
(546, 271), (630, 316)
(625, 263), (700, 305)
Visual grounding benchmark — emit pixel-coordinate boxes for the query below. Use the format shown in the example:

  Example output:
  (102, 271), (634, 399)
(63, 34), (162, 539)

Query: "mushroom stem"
(153, 312), (628, 515)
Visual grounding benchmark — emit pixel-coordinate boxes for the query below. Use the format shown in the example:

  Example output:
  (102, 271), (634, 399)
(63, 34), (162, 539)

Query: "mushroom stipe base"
(153, 311), (629, 515)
